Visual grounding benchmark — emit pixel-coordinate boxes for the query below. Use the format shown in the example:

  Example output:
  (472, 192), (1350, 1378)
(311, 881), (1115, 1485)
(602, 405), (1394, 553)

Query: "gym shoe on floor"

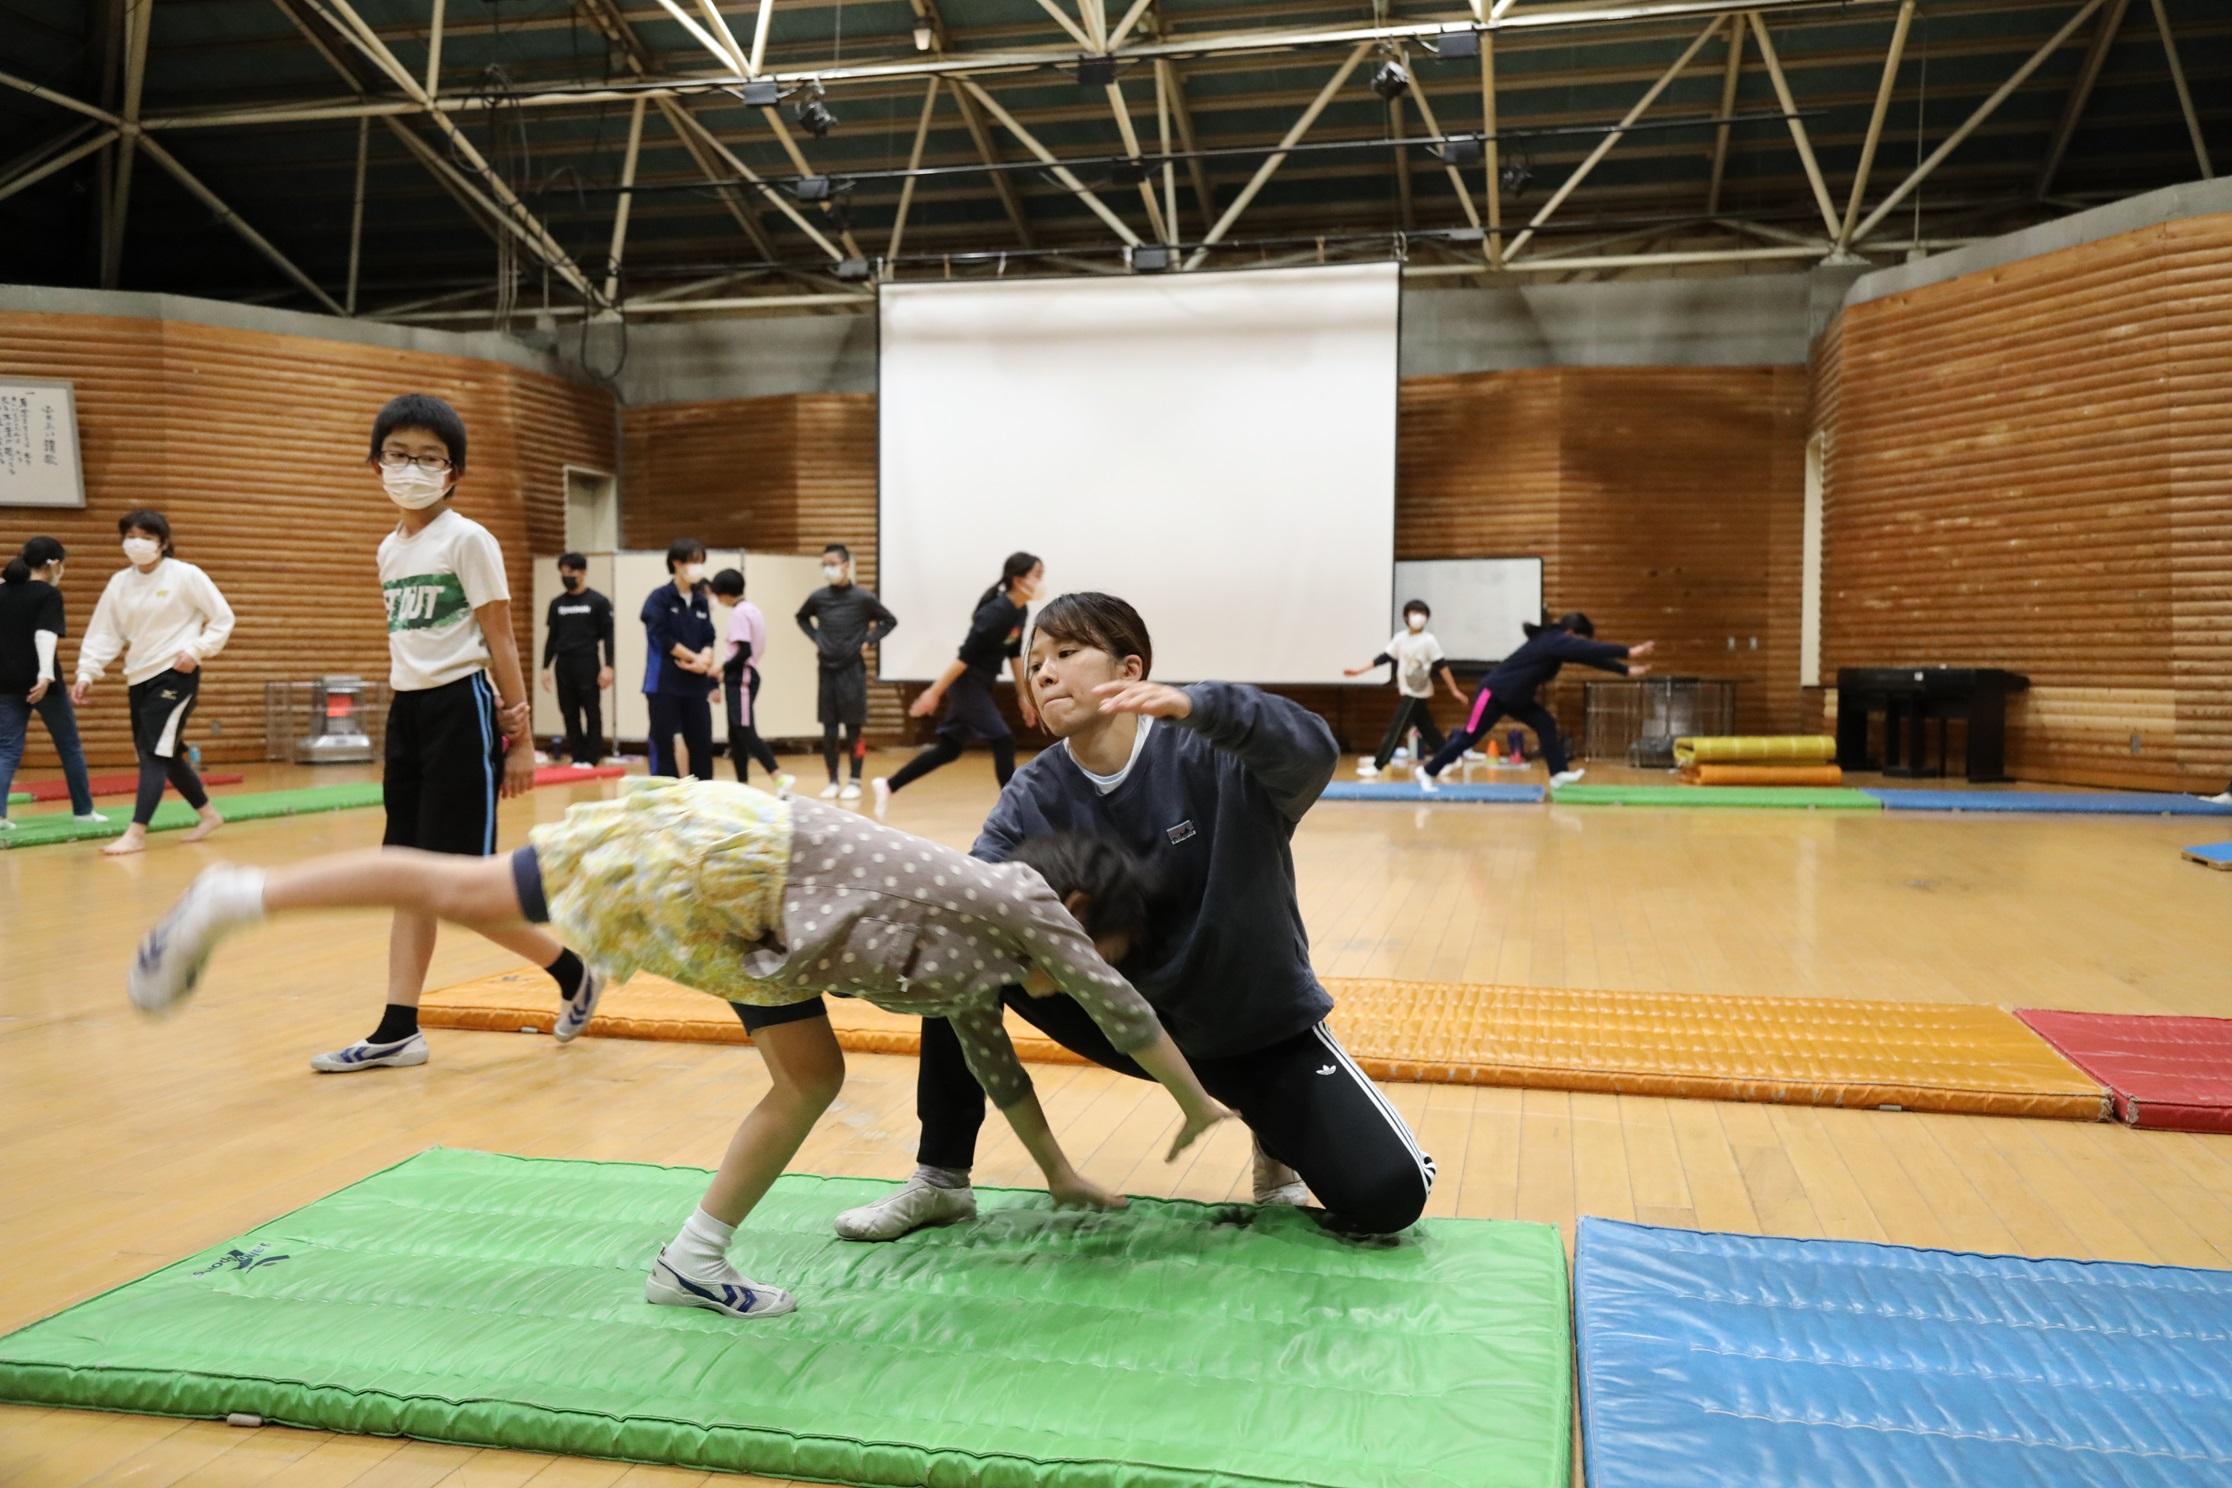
(840, 781), (863, 802)
(773, 773), (798, 799)
(1252, 1141), (1309, 1207)
(833, 1177), (977, 1241)
(1355, 761), (1379, 778)
(310, 1033), (430, 1073)
(553, 964), (606, 1043)
(2202, 790), (2232, 806)
(871, 778), (892, 820)
(0, 819), (13, 832)
(818, 781), (841, 800)
(643, 1247), (796, 1320)
(75, 811), (108, 823)
(1550, 768), (1586, 787)
(129, 865), (262, 1014)
(1417, 770), (1440, 795)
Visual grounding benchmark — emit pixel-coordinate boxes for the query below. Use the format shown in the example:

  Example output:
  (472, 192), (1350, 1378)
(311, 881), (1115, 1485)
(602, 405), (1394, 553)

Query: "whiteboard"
(1393, 558), (1544, 663)
(878, 263), (1398, 684)
(0, 378), (85, 509)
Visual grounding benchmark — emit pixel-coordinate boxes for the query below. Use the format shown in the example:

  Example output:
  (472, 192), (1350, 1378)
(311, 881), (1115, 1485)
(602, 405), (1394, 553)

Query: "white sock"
(213, 866), (270, 927)
(668, 1206), (737, 1278)
(914, 1164), (970, 1191)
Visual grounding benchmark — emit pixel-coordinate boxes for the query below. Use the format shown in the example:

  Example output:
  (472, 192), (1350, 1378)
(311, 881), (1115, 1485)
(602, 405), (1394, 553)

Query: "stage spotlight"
(796, 84), (836, 138)
(1369, 60), (1410, 101)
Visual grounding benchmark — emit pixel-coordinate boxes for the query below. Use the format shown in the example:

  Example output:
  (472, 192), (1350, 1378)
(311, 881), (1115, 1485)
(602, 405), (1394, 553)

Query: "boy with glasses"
(309, 393), (601, 1073)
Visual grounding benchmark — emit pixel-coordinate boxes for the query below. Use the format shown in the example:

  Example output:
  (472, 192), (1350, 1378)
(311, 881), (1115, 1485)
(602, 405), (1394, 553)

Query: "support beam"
(1391, 94), (1414, 230)
(1853, 0), (2112, 245)
(912, 0), (1035, 247)
(1837, 0), (1914, 250)
(2037, 0), (2130, 198)
(960, 77), (1143, 246)
(602, 95), (648, 303)
(346, 113), (368, 313)
(103, 0), (154, 290)
(0, 121), (98, 192)
(314, 0), (602, 301)
(1155, 55), (1215, 235)
(2147, 0), (2212, 180)
(887, 78), (940, 262)
(0, 129), (117, 207)
(1504, 16), (1721, 261)
(1155, 53), (1176, 241)
(656, 96), (780, 260)
(379, 115), (501, 241)
(1029, 0), (1094, 50)
(1479, 30), (1504, 266)
(749, 0), (774, 77)
(0, 69), (120, 126)
(1105, 78), (1170, 243)
(1705, 10), (1743, 214)
(134, 134), (344, 312)
(1108, 0), (1155, 52)
(1401, 75), (1485, 235)
(1186, 42), (1370, 268)
(1747, 13), (1838, 240)
(661, 109), (845, 259)
(424, 0), (444, 95)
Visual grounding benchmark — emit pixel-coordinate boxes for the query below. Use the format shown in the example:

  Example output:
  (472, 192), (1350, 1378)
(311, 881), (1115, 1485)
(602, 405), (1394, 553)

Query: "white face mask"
(1406, 614), (1425, 632)
(679, 564), (705, 586)
(381, 462), (451, 509)
(121, 537), (162, 566)
(822, 564), (845, 584)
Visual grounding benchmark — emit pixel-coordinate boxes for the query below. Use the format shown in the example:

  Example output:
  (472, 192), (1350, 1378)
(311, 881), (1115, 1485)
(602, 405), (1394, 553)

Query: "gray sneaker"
(833, 1177), (977, 1241)
(310, 1033), (430, 1073)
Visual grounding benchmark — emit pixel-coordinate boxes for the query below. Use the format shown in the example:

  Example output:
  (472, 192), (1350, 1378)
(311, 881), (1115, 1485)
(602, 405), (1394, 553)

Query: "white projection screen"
(877, 262), (1399, 684)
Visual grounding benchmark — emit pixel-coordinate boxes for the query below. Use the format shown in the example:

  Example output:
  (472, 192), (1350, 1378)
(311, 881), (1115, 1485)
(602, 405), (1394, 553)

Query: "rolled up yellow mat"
(1674, 735), (1837, 766)
(1683, 763), (1846, 786)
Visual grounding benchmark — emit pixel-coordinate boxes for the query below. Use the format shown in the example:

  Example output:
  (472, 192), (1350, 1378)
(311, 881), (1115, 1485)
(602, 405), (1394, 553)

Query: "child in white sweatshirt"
(72, 509), (234, 855)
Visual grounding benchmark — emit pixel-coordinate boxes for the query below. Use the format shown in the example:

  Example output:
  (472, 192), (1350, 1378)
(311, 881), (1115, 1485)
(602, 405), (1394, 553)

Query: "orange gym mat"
(1680, 763), (1847, 786)
(423, 970), (2108, 1120)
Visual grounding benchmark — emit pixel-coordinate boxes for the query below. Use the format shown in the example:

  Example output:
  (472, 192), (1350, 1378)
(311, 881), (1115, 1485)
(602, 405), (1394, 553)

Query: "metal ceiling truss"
(1, 0), (2216, 321)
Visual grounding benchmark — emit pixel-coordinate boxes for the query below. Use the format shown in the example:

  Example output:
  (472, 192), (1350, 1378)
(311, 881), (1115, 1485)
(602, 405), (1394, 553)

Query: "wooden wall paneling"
(0, 311), (616, 770)
(1816, 213), (2232, 788)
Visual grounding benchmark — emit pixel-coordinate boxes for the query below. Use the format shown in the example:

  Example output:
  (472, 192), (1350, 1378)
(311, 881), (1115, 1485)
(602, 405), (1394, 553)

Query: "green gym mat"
(0, 1149), (1573, 1488)
(1552, 783), (1882, 810)
(0, 781), (386, 849)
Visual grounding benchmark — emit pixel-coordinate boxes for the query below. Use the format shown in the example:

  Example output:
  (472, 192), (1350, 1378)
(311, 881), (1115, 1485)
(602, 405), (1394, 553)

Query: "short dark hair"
(558, 552), (587, 571)
(709, 567), (745, 599)
(822, 543), (850, 562)
(1029, 592), (1152, 679)
(118, 509), (175, 556)
(368, 393), (468, 477)
(1009, 834), (1157, 950)
(1403, 598), (1431, 619)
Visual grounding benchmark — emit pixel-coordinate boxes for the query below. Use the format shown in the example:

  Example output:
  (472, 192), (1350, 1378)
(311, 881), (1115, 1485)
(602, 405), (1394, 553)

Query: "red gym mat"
(531, 764), (628, 786)
(13, 771), (243, 802)
(2015, 1009), (2232, 1132)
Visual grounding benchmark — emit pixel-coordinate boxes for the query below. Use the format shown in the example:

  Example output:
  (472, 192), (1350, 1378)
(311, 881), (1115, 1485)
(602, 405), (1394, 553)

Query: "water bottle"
(189, 744), (203, 769)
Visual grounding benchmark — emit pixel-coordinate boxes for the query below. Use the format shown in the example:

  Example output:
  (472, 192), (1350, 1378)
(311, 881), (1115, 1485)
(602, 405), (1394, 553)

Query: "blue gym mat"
(2182, 841), (2232, 867)
(1575, 1217), (2232, 1488)
(1868, 788), (2232, 816)
(1322, 780), (1545, 803)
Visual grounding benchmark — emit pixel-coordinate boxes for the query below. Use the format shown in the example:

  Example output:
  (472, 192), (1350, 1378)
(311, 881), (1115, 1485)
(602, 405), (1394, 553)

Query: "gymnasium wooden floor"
(2, 752), (2228, 1486)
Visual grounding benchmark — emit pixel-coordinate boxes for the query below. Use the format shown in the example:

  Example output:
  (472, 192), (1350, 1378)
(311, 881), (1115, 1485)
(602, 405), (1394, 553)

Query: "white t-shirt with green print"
(377, 508), (509, 691)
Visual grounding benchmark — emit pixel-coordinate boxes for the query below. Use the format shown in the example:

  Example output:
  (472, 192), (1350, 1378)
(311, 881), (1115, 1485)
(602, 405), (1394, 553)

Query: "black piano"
(1836, 668), (2030, 783)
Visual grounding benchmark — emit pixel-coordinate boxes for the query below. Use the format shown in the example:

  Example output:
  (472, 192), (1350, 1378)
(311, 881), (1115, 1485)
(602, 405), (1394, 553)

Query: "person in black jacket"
(832, 592), (1435, 1246)
(0, 537), (103, 827)
(1419, 611), (1653, 791)
(540, 553), (615, 766)
(871, 551), (1040, 820)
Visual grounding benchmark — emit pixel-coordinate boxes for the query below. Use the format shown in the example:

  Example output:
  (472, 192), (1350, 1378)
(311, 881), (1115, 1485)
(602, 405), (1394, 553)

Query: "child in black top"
(1418, 611), (1654, 791)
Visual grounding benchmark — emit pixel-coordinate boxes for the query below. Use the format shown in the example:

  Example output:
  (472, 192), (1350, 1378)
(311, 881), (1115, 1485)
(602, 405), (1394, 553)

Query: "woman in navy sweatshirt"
(1419, 611), (1654, 792)
(832, 592), (1436, 1244)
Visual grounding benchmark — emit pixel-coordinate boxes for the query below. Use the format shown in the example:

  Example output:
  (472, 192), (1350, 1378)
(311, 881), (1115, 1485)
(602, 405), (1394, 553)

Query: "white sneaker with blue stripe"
(309, 1032), (430, 1073)
(643, 1246), (796, 1320)
(553, 965), (606, 1044)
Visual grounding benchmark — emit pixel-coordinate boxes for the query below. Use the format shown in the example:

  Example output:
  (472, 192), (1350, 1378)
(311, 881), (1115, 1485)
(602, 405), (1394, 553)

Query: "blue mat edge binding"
(1869, 789), (2232, 816)
(0, 1148), (1578, 1488)
(1321, 781), (1545, 803)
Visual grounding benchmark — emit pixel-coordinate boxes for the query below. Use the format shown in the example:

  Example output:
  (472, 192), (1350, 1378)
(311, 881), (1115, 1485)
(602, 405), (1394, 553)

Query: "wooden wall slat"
(0, 312), (615, 769)
(1814, 212), (2232, 790)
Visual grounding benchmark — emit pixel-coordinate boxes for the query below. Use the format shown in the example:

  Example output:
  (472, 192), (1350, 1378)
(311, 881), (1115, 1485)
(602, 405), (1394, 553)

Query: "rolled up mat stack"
(1680, 762), (1845, 786)
(1672, 735), (1837, 767)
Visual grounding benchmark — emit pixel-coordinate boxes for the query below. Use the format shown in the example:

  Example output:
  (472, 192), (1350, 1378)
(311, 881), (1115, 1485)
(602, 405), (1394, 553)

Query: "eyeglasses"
(378, 450), (453, 470)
